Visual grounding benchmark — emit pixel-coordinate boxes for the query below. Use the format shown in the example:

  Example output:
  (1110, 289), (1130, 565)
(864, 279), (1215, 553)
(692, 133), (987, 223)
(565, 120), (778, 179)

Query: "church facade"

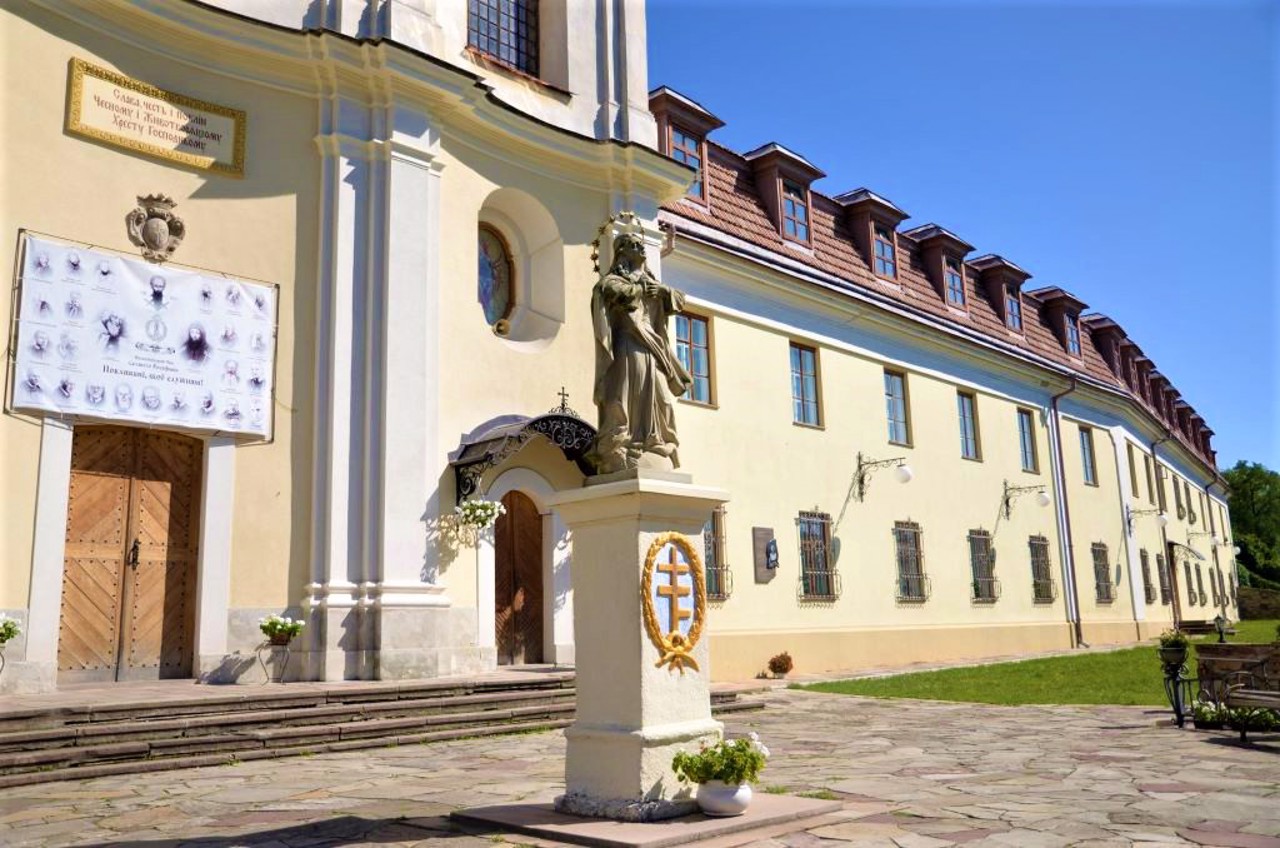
(0, 0), (1234, 693)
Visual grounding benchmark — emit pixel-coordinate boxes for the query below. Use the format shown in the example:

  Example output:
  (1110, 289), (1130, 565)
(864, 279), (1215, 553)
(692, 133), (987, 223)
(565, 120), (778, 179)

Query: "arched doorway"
(57, 426), (202, 683)
(494, 490), (544, 665)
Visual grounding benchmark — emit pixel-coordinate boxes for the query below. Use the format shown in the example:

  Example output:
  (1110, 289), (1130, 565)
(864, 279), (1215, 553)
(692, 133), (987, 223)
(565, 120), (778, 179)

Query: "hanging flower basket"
(450, 498), (507, 547)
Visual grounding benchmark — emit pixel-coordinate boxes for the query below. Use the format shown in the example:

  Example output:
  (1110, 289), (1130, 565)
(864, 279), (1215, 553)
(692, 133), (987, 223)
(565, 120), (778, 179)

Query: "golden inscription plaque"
(640, 532), (708, 674)
(66, 58), (246, 177)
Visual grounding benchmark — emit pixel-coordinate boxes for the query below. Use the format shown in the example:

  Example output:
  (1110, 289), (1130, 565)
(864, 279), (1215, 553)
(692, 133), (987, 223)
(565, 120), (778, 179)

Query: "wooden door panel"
(58, 558), (124, 682)
(495, 494), (517, 666)
(494, 491), (543, 666)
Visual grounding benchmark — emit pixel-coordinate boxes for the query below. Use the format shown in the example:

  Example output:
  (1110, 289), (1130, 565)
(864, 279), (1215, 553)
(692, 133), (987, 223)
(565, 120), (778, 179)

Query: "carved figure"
(587, 216), (692, 474)
(126, 194), (185, 262)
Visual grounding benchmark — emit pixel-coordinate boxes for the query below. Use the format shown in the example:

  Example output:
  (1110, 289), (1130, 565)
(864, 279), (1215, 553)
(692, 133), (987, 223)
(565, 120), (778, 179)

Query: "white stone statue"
(587, 223), (692, 475)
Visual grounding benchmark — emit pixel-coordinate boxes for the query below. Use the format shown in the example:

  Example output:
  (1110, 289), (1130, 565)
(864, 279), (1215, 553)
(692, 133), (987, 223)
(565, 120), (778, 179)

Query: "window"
(1184, 561), (1196, 606)
(782, 180), (809, 243)
(798, 511), (836, 599)
(702, 506), (730, 601)
(1173, 475), (1185, 519)
(957, 391), (981, 460)
(468, 0), (539, 77)
(1210, 566), (1220, 606)
(675, 313), (712, 404)
(1207, 495), (1217, 534)
(884, 370), (911, 445)
(1186, 481), (1196, 524)
(1156, 465), (1168, 512)
(1005, 286), (1023, 331)
(1079, 426), (1098, 486)
(1018, 408), (1039, 473)
(790, 343), (820, 426)
(1195, 562), (1207, 606)
(1065, 313), (1081, 356)
(1156, 553), (1172, 605)
(1092, 543), (1114, 603)
(1144, 455), (1156, 506)
(1140, 550), (1156, 604)
(874, 224), (897, 278)
(944, 256), (965, 306)
(1029, 535), (1056, 602)
(670, 126), (705, 200)
(1127, 444), (1141, 499)
(478, 224), (515, 327)
(969, 530), (998, 602)
(893, 521), (928, 601)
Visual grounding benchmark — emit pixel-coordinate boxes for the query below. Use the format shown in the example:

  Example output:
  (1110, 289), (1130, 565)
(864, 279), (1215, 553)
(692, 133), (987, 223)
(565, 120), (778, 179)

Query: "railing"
(896, 573), (930, 603)
(798, 568), (841, 601)
(1095, 580), (1115, 604)
(1144, 584), (1158, 604)
(705, 565), (733, 601)
(1199, 590), (1208, 606)
(1032, 577), (1058, 603)
(972, 577), (1001, 603)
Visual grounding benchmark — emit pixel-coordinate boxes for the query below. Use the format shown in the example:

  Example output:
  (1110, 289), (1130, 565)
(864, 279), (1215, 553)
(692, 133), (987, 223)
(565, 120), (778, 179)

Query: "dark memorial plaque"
(752, 527), (777, 584)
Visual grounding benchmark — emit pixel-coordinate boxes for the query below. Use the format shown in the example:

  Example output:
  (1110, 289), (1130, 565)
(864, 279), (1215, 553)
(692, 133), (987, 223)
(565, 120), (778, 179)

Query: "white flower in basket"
(450, 498), (507, 546)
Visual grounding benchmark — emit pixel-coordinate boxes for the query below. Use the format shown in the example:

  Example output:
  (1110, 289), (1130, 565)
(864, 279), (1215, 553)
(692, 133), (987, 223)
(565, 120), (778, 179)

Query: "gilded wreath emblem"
(640, 532), (707, 674)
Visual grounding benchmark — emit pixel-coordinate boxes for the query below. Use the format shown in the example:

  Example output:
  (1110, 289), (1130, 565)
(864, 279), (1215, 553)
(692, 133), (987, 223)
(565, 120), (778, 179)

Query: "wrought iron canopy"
(450, 412), (596, 503)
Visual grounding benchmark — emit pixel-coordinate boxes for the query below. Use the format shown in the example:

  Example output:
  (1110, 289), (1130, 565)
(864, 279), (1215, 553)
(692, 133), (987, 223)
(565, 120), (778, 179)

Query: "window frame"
(1173, 474), (1185, 519)
(467, 0), (541, 78)
(702, 505), (731, 601)
(1144, 455), (1157, 506)
(1140, 549), (1156, 604)
(477, 223), (516, 327)
(1017, 408), (1040, 474)
(1127, 443), (1141, 499)
(1091, 542), (1114, 604)
(944, 255), (966, 307)
(789, 342), (821, 427)
(1184, 560), (1196, 606)
(1079, 426), (1098, 487)
(1005, 285), (1024, 332)
(781, 179), (811, 245)
(884, 369), (912, 446)
(968, 529), (998, 602)
(669, 123), (707, 203)
(893, 521), (928, 602)
(1156, 552), (1172, 605)
(956, 390), (982, 461)
(873, 222), (898, 280)
(1065, 312), (1082, 356)
(797, 510), (838, 600)
(1029, 534), (1056, 603)
(675, 311), (714, 406)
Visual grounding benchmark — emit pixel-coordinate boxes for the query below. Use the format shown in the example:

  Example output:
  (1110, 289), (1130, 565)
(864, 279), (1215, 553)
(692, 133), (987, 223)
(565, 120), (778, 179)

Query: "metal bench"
(1222, 650), (1280, 743)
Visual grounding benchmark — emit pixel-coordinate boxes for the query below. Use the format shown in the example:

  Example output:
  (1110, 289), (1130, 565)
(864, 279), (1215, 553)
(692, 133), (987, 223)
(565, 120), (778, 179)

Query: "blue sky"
(647, 0), (1278, 472)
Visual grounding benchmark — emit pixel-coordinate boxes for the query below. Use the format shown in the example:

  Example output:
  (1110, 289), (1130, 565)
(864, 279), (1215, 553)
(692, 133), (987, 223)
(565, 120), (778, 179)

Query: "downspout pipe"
(1150, 431), (1177, 628)
(1048, 376), (1084, 647)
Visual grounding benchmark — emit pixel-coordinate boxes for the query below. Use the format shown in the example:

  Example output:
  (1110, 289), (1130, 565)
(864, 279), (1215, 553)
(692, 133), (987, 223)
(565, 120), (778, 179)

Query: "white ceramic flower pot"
(696, 781), (752, 817)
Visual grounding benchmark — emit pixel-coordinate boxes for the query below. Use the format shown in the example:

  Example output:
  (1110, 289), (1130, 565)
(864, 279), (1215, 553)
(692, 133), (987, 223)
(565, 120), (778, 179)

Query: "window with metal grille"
(968, 530), (998, 602)
(1017, 408), (1039, 473)
(884, 370), (910, 445)
(670, 125), (704, 199)
(675, 313), (712, 404)
(894, 521), (928, 601)
(797, 511), (837, 599)
(1029, 535), (1056, 602)
(467, 0), (539, 77)
(957, 391), (981, 460)
(1184, 561), (1196, 606)
(1140, 550), (1156, 604)
(1195, 562), (1206, 605)
(874, 224), (897, 278)
(790, 343), (820, 426)
(1092, 543), (1114, 603)
(944, 256), (965, 306)
(1157, 553), (1171, 604)
(702, 506), (731, 601)
(782, 180), (810, 243)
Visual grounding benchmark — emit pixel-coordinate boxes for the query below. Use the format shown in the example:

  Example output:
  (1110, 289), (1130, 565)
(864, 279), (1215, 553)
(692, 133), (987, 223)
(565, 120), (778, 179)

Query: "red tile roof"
(660, 139), (1216, 471)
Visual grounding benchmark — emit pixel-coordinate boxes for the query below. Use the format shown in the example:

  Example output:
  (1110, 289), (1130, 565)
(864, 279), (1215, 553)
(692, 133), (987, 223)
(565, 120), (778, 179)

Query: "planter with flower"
(767, 651), (794, 680)
(0, 615), (20, 676)
(671, 732), (769, 817)
(1158, 629), (1189, 667)
(259, 614), (305, 647)
(451, 498), (507, 547)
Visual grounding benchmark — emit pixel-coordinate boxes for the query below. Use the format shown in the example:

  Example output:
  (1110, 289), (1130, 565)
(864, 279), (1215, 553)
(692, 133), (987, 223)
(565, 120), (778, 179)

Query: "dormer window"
(1065, 313), (1081, 356)
(468, 0), (539, 77)
(782, 180), (810, 243)
(874, 224), (897, 278)
(1005, 287), (1023, 331)
(670, 125), (705, 200)
(944, 256), (965, 306)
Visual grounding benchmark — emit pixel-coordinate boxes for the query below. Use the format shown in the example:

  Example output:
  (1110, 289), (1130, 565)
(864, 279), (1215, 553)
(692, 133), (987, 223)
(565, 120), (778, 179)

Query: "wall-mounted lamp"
(1003, 480), (1050, 519)
(1233, 545), (1242, 556)
(1126, 504), (1169, 534)
(1188, 529), (1219, 546)
(855, 452), (912, 501)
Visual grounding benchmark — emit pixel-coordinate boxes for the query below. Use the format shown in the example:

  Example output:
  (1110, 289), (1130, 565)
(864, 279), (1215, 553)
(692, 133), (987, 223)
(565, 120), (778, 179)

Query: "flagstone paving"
(1, 689), (1276, 847)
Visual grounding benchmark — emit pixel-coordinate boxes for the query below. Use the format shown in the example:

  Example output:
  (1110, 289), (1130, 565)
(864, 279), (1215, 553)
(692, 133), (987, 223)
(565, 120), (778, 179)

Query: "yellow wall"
(0, 3), (318, 610)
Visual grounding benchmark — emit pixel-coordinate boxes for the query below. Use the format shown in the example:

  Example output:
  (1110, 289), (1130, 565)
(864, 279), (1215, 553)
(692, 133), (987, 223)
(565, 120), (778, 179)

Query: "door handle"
(128, 538), (140, 568)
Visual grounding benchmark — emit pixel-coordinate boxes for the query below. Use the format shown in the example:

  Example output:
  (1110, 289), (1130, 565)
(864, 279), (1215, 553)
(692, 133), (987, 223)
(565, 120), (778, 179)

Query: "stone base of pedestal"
(554, 792), (697, 823)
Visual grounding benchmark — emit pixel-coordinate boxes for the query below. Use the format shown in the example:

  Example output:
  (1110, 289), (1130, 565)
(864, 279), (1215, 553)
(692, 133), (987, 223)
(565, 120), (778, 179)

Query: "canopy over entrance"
(450, 401), (596, 504)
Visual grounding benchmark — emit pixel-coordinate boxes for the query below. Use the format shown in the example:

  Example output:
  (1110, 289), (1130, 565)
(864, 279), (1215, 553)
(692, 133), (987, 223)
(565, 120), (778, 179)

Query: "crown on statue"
(590, 211), (648, 275)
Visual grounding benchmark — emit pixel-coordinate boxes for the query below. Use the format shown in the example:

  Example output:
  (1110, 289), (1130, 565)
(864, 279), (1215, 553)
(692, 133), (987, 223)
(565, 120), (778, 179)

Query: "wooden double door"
(494, 491), (544, 665)
(58, 426), (202, 683)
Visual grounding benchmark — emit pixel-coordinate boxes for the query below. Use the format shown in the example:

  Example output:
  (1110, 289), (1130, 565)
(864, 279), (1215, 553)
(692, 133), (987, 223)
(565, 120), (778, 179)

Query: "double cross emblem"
(641, 532), (707, 674)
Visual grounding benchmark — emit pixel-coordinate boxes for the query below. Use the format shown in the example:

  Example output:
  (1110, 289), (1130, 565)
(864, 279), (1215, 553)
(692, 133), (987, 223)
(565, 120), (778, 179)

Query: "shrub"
(1158, 629), (1189, 649)
(767, 651), (794, 675)
(0, 616), (19, 645)
(671, 734), (769, 786)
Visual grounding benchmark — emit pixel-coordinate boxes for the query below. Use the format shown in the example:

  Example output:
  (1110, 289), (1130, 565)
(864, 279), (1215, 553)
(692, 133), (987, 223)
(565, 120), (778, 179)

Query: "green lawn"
(797, 619), (1279, 707)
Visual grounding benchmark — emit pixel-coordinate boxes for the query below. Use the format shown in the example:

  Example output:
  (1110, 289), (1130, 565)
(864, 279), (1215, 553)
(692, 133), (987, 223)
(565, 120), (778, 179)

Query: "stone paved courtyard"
(2, 689), (1277, 848)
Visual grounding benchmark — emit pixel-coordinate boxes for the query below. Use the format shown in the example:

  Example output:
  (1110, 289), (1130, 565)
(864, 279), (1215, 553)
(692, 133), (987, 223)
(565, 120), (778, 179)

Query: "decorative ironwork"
(972, 577), (1001, 603)
(968, 530), (998, 603)
(451, 407), (596, 504)
(1029, 535), (1056, 603)
(797, 511), (838, 600)
(1003, 480), (1047, 519)
(855, 452), (908, 501)
(893, 521), (928, 602)
(1160, 650), (1195, 728)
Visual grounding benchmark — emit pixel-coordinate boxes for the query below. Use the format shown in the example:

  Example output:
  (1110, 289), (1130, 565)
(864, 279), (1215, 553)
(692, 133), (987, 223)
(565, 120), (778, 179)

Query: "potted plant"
(671, 733), (769, 817)
(767, 651), (794, 680)
(0, 615), (19, 676)
(259, 614), (305, 647)
(1158, 629), (1189, 666)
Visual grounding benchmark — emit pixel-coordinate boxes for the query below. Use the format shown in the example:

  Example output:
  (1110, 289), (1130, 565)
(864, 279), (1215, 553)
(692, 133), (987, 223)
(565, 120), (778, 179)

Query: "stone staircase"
(0, 672), (762, 787)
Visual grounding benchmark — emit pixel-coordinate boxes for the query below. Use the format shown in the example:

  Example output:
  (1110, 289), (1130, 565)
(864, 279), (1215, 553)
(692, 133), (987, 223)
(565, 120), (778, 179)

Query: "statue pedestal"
(548, 471), (729, 822)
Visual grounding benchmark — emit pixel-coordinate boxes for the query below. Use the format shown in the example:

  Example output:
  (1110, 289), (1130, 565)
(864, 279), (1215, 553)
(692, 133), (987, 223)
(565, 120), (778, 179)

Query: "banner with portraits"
(11, 235), (276, 439)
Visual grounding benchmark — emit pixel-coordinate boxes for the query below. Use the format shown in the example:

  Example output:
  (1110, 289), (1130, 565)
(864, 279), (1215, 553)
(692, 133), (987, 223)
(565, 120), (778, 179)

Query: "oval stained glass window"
(478, 225), (513, 327)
